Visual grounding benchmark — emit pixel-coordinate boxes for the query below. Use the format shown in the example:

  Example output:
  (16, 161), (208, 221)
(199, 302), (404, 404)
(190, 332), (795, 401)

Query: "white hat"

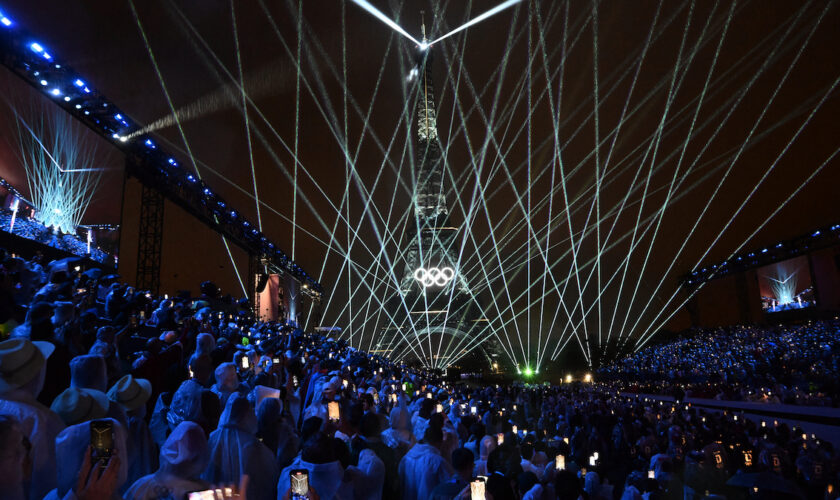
(0, 338), (54, 392)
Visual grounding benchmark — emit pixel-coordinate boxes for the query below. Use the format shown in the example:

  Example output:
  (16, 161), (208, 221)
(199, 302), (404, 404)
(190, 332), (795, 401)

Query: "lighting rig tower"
(379, 23), (502, 370)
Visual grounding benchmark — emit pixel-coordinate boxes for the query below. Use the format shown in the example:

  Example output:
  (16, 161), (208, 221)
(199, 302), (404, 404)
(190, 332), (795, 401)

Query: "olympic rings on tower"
(413, 266), (455, 287)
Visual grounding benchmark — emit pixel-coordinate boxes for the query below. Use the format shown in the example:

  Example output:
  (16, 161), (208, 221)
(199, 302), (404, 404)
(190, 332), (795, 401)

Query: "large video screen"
(757, 256), (816, 313)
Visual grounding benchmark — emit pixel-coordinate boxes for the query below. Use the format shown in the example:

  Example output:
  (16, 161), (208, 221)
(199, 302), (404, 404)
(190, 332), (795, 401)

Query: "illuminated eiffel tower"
(378, 27), (502, 371)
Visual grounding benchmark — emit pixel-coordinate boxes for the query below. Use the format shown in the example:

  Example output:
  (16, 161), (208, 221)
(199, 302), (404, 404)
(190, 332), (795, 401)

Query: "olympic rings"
(413, 266), (455, 287)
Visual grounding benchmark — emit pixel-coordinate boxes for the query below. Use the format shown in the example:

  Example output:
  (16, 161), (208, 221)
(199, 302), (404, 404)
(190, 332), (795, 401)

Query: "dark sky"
(0, 0), (838, 371)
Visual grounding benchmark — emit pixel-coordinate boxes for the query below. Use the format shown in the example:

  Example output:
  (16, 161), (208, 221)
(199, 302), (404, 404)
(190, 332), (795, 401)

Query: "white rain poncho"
(125, 421), (211, 500)
(278, 457), (345, 500)
(210, 362), (247, 409)
(0, 386), (65, 500)
(381, 406), (414, 451)
(44, 418), (129, 500)
(398, 443), (453, 500)
(203, 394), (279, 500)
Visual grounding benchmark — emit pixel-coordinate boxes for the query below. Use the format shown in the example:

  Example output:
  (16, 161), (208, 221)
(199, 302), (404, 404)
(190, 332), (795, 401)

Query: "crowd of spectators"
(599, 323), (840, 407)
(1, 248), (838, 500)
(1, 211), (111, 264)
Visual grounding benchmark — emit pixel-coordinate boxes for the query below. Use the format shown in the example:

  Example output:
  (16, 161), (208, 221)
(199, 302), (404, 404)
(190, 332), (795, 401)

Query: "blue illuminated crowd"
(1, 249), (838, 500)
(1, 211), (111, 263)
(599, 322), (840, 407)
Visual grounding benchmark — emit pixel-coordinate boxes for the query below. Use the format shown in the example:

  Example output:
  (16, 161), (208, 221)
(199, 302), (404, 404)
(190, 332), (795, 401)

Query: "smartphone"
(241, 357), (250, 369)
(402, 383), (407, 392)
(435, 403), (443, 414)
(470, 478), (486, 500)
(90, 420), (114, 469)
(390, 393), (397, 403)
(342, 379), (349, 388)
(293, 375), (299, 388)
(290, 469), (309, 499)
(273, 357), (280, 364)
(512, 425), (517, 434)
(497, 433), (504, 445)
(373, 392), (380, 404)
(555, 455), (565, 470)
(648, 470), (655, 479)
(426, 393), (432, 399)
(139, 310), (146, 320)
(187, 491), (218, 500)
(470, 406), (477, 415)
(328, 401), (340, 422)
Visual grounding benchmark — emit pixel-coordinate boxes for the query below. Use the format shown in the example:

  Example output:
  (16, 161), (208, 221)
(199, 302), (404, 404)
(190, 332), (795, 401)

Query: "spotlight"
(168, 158), (176, 165)
(39, 79), (47, 86)
(418, 42), (429, 51)
(30, 42), (43, 53)
(74, 104), (81, 109)
(63, 96), (70, 102)
(186, 175), (196, 182)
(50, 88), (61, 96)
(74, 79), (85, 87)
(1, 16), (12, 27)
(144, 139), (155, 148)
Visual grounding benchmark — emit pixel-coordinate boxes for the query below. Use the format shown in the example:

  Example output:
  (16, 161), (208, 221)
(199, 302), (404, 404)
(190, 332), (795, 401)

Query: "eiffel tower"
(377, 27), (502, 371)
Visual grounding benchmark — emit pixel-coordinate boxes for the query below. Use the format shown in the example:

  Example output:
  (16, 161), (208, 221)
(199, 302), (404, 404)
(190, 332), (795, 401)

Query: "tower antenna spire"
(421, 10), (427, 42)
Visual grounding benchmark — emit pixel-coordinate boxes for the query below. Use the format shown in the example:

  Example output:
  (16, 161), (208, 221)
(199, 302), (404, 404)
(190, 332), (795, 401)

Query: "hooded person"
(210, 362), (247, 408)
(70, 354), (130, 429)
(303, 375), (340, 424)
(108, 374), (157, 490)
(381, 405), (415, 452)
(203, 393), (279, 500)
(474, 435), (497, 476)
(278, 433), (345, 500)
(43, 418), (130, 500)
(398, 414), (454, 500)
(0, 338), (65, 500)
(257, 397), (299, 470)
(167, 379), (206, 432)
(195, 333), (216, 357)
(125, 421), (212, 500)
(344, 448), (386, 500)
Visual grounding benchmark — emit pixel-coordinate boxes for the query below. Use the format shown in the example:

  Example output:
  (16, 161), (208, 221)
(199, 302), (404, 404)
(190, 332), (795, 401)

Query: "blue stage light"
(144, 139), (155, 148)
(63, 96), (70, 102)
(186, 175), (196, 182)
(114, 114), (123, 120)
(39, 79), (47, 86)
(230, 210), (237, 218)
(812, 230), (821, 236)
(50, 88), (61, 96)
(203, 188), (212, 195)
(761, 248), (768, 253)
(30, 42), (43, 53)
(167, 158), (177, 165)
(1, 15), (12, 27)
(74, 104), (81, 109)
(74, 79), (85, 87)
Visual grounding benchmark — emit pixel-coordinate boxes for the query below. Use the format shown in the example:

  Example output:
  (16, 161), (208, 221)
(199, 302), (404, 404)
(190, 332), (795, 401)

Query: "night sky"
(0, 0), (838, 370)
